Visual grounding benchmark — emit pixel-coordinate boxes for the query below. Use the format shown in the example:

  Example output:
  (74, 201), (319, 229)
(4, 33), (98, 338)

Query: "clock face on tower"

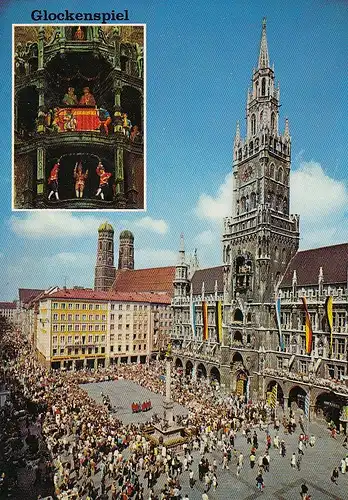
(239, 165), (254, 182)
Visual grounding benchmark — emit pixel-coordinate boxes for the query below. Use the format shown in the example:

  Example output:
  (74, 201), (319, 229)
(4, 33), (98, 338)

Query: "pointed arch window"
(251, 114), (256, 136)
(261, 78), (266, 96)
(271, 112), (276, 132)
(260, 110), (263, 126)
(277, 166), (283, 183)
(269, 163), (275, 178)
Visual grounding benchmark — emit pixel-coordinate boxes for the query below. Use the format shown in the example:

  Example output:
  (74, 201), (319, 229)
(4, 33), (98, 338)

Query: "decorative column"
(113, 26), (121, 70)
(38, 27), (45, 71)
(113, 81), (123, 133)
(36, 147), (45, 196)
(163, 352), (174, 426)
(114, 147), (126, 208)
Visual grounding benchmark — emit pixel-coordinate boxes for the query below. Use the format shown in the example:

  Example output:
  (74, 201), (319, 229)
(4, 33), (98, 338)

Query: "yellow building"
(34, 288), (171, 370)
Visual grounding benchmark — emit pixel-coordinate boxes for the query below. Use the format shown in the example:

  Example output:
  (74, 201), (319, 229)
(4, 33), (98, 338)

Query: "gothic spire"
(234, 120), (240, 145)
(284, 118), (290, 139)
(178, 233), (186, 265)
(258, 17), (270, 69)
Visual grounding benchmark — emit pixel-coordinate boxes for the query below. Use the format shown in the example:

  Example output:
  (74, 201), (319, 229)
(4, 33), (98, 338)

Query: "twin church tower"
(94, 222), (134, 291)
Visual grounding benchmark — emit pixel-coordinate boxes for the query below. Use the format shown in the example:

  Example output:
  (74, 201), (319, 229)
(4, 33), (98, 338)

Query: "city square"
(1, 0), (348, 499)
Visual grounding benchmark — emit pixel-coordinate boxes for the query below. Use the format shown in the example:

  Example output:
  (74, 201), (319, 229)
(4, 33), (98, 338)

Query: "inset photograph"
(13, 24), (145, 210)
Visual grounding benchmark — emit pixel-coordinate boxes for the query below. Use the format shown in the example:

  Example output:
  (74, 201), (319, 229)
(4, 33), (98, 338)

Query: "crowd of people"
(1, 326), (348, 500)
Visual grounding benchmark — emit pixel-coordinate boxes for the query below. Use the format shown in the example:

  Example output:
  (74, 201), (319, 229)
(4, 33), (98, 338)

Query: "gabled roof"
(0, 302), (17, 309)
(19, 288), (44, 305)
(281, 243), (348, 287)
(191, 266), (224, 295)
(40, 288), (171, 304)
(113, 267), (176, 296)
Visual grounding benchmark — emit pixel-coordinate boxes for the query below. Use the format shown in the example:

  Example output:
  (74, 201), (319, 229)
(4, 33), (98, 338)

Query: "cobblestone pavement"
(82, 379), (188, 424)
(83, 380), (348, 500)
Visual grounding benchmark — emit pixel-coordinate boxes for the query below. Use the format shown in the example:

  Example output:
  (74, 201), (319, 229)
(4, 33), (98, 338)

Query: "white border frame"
(12, 23), (147, 212)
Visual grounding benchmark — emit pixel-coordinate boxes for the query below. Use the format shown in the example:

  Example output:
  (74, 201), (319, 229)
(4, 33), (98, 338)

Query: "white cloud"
(195, 172), (234, 221)
(10, 212), (103, 238)
(291, 161), (348, 248)
(194, 229), (216, 246)
(290, 161), (348, 219)
(136, 248), (177, 267)
(134, 216), (169, 234)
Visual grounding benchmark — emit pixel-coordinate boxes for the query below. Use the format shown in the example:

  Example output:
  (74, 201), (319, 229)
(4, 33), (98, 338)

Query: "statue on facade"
(48, 161), (60, 200)
(135, 43), (144, 78)
(62, 87), (78, 106)
(74, 26), (85, 41)
(122, 113), (132, 138)
(79, 87), (96, 106)
(74, 161), (88, 198)
(97, 107), (112, 135)
(96, 162), (112, 200)
(130, 125), (141, 143)
(63, 110), (77, 131)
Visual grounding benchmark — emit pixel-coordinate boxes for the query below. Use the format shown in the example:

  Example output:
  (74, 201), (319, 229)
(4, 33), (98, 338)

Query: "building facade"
(14, 25), (144, 209)
(0, 302), (18, 323)
(34, 288), (171, 370)
(171, 20), (348, 428)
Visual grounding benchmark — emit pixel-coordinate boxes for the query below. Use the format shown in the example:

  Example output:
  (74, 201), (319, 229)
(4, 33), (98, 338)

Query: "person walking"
(249, 453), (256, 469)
(238, 452), (244, 470)
(296, 454), (302, 471)
(300, 482), (309, 499)
(331, 467), (339, 484)
(189, 469), (195, 488)
(340, 458), (346, 474)
(256, 473), (264, 491)
(291, 453), (296, 468)
(298, 439), (304, 455)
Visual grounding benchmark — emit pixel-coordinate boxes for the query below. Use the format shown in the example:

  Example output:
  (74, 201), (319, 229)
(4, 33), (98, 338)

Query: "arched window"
(270, 163), (275, 178)
(249, 141), (253, 155)
(251, 114), (256, 136)
(283, 197), (288, 213)
(277, 166), (283, 183)
(238, 148), (242, 160)
(250, 192), (256, 209)
(261, 78), (266, 96)
(240, 196), (246, 212)
(274, 246), (279, 261)
(259, 110), (263, 126)
(282, 248), (287, 263)
(271, 112), (276, 131)
(234, 309), (244, 322)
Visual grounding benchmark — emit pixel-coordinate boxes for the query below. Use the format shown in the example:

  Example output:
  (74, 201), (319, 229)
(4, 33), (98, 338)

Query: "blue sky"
(0, 0), (347, 300)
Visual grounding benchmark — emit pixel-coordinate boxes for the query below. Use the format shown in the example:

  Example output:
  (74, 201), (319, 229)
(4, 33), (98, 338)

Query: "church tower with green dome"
(118, 230), (134, 270)
(94, 221), (116, 291)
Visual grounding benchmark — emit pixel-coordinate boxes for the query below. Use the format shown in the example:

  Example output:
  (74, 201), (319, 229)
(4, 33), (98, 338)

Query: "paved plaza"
(82, 379), (188, 424)
(82, 380), (347, 500)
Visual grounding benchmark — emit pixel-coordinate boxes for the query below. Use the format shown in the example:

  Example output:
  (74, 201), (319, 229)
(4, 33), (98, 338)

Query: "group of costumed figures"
(39, 86), (141, 141)
(131, 400), (152, 413)
(47, 159), (112, 201)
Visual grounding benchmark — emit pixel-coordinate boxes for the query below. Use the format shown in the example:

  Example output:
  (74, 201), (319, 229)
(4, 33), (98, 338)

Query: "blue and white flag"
(304, 393), (310, 418)
(275, 295), (284, 351)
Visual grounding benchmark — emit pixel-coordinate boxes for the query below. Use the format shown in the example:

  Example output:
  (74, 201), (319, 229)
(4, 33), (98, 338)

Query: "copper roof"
(40, 288), (171, 304)
(281, 243), (348, 287)
(113, 267), (176, 296)
(191, 266), (224, 295)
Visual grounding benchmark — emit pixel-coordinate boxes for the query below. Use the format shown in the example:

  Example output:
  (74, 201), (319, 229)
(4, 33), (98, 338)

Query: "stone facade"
(171, 19), (348, 428)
